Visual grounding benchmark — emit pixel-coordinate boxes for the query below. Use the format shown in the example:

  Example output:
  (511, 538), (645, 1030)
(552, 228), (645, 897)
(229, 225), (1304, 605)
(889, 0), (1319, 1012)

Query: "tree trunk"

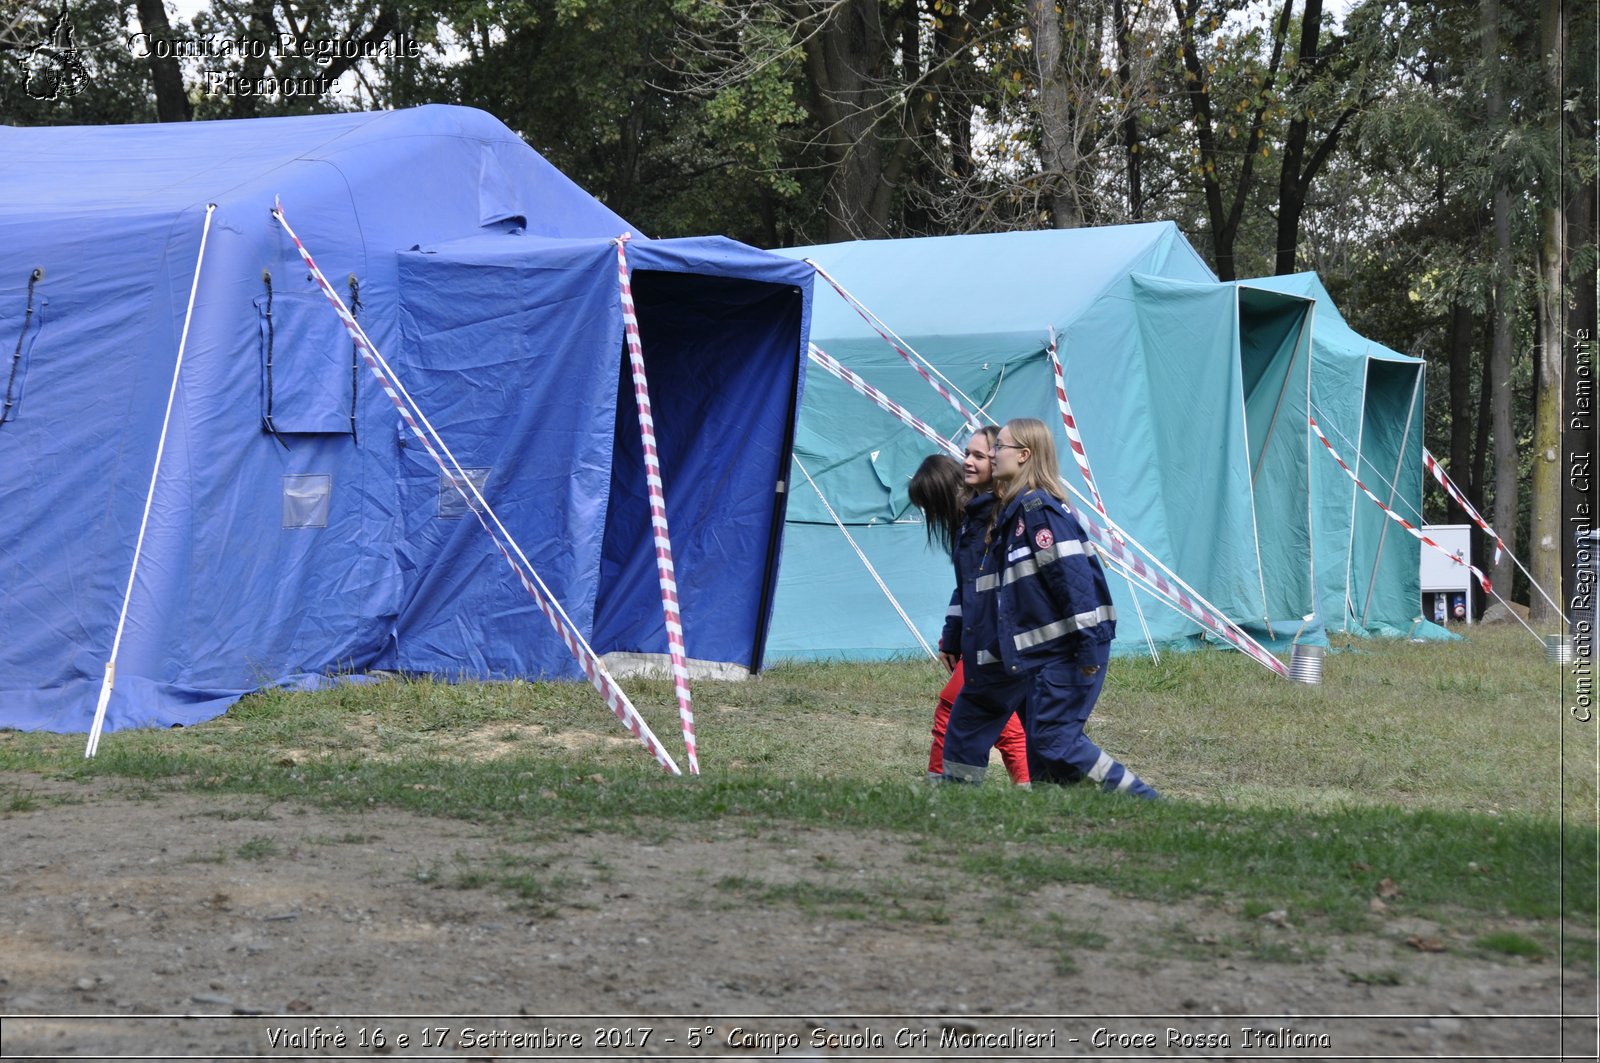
(1029, 0), (1085, 228)
(1528, 0), (1566, 625)
(1473, 326), (1494, 617)
(1113, 0), (1141, 218)
(229, 0), (278, 118)
(1483, 0), (1519, 607)
(1173, 0), (1232, 276)
(803, 0), (896, 241)
(1174, 0), (1289, 280)
(1446, 297), (1482, 614)
(135, 0), (191, 121)
(1272, 0), (1355, 277)
(1447, 300), (1476, 488)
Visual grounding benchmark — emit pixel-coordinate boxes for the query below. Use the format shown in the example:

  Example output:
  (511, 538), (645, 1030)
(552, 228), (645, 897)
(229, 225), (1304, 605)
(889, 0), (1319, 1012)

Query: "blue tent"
(0, 106), (812, 733)
(766, 225), (1432, 662)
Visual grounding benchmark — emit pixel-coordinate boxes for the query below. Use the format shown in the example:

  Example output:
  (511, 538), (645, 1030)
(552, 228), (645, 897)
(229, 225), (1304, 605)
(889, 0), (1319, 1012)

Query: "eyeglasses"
(994, 442), (1027, 452)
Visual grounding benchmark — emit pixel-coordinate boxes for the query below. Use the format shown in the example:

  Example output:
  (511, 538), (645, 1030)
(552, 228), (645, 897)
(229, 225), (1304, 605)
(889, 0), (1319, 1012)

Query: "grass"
(0, 624), (1593, 965)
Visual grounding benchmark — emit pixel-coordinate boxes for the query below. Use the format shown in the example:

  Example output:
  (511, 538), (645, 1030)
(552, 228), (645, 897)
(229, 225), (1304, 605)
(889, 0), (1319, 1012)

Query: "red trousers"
(928, 660), (1029, 784)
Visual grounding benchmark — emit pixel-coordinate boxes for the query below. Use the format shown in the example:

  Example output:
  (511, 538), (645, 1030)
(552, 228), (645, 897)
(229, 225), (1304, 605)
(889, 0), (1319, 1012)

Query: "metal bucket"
(1545, 634), (1574, 665)
(1289, 643), (1324, 685)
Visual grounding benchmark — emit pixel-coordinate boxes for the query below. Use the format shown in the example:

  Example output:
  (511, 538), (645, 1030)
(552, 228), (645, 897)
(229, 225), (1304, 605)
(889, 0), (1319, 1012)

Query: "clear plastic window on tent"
(282, 473), (332, 529)
(439, 468), (490, 519)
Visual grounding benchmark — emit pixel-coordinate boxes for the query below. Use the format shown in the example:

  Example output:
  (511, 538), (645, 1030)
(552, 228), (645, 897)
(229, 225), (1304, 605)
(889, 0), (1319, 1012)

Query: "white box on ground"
(1420, 523), (1473, 625)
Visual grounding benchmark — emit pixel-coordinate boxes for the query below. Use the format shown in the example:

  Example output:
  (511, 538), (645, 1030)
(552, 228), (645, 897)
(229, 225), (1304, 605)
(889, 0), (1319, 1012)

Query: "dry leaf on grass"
(1406, 935), (1447, 952)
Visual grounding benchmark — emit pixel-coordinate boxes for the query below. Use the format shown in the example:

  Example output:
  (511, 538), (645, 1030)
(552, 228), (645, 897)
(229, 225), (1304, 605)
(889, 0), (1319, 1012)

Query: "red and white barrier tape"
(808, 344), (962, 459)
(805, 260), (981, 430)
(1069, 504), (1290, 677)
(614, 236), (699, 775)
(1423, 449), (1505, 565)
(813, 335), (1290, 677)
(1046, 331), (1109, 518)
(1422, 447), (1568, 623)
(1311, 417), (1490, 593)
(271, 201), (681, 775)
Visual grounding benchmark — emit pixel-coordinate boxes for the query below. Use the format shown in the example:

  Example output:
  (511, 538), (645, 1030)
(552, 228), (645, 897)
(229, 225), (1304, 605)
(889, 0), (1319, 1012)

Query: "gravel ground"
(0, 770), (1594, 1061)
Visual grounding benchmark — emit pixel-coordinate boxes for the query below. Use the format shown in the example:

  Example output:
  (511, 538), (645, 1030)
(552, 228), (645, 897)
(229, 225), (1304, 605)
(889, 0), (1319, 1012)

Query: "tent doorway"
(594, 268), (806, 676)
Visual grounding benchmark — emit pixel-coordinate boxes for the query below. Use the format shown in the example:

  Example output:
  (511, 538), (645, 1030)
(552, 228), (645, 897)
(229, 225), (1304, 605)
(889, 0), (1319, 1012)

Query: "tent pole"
(1123, 578), (1161, 663)
(1250, 306), (1311, 488)
(87, 204), (217, 758)
(1360, 365), (1422, 628)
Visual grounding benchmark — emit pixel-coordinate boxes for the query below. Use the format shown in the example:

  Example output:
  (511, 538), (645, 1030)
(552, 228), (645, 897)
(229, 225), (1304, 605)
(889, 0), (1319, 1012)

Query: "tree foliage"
(1, 0), (1591, 608)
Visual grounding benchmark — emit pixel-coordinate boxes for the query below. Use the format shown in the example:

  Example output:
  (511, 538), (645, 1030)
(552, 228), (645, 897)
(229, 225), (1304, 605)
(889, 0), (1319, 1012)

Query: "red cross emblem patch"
(1035, 527), (1054, 550)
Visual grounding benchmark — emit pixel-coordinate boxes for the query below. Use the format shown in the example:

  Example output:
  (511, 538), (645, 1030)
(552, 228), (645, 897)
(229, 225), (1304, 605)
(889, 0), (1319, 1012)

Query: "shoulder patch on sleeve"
(1035, 526), (1054, 550)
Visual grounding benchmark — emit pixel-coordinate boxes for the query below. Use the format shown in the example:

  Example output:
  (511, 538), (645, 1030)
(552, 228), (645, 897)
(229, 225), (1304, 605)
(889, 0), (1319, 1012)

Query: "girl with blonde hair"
(942, 418), (1158, 797)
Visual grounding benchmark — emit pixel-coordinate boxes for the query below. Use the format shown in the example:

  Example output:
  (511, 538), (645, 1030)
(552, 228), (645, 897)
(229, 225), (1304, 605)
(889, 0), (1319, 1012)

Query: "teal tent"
(1243, 273), (1437, 638)
(767, 225), (1432, 662)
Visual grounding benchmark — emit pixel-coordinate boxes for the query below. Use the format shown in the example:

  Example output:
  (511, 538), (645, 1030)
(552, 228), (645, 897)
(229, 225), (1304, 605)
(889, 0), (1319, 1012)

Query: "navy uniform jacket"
(982, 488), (1117, 675)
(938, 493), (1004, 675)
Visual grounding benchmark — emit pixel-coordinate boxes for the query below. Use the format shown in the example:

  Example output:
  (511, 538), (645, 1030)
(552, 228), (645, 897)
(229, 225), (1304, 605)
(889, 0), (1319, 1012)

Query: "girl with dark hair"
(942, 418), (1158, 797)
(908, 430), (1028, 785)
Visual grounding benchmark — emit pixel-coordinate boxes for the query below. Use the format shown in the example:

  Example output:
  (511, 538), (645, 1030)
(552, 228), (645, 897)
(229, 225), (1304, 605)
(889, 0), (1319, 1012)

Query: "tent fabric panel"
(1244, 271), (1430, 637)
(0, 106), (635, 239)
(0, 215), (182, 731)
(389, 242), (624, 680)
(781, 221), (1216, 346)
(0, 207), (406, 733)
(767, 521), (950, 659)
(1125, 274), (1263, 622)
(253, 290), (359, 434)
(127, 221), (403, 704)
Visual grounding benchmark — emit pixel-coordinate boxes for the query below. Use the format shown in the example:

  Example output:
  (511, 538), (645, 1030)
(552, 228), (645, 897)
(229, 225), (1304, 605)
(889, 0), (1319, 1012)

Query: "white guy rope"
(793, 455), (939, 663)
(87, 203), (217, 758)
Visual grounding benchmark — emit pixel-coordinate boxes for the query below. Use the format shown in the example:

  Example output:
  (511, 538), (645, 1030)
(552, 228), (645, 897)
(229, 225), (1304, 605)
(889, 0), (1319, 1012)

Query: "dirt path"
(0, 772), (1593, 1060)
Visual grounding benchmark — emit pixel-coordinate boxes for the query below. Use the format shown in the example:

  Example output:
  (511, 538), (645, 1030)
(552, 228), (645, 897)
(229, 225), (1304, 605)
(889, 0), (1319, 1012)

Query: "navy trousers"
(943, 658), (1157, 798)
